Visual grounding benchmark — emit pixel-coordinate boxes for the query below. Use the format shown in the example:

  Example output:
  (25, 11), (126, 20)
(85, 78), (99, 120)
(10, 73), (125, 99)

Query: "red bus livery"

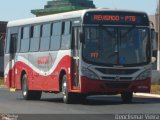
(37, 56), (49, 65)
(4, 9), (155, 104)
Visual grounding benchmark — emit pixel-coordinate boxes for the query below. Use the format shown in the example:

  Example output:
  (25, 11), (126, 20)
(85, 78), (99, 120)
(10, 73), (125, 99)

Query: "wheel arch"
(20, 70), (27, 89)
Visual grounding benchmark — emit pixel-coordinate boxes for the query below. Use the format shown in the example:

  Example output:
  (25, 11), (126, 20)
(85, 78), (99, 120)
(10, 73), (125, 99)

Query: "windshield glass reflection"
(83, 26), (150, 66)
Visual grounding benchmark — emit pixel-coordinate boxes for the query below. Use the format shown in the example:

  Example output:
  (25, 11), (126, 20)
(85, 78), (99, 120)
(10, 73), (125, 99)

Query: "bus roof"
(7, 9), (148, 27)
(7, 10), (86, 27)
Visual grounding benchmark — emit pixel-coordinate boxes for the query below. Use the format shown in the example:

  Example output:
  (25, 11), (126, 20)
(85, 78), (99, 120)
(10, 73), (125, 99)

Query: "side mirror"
(151, 29), (157, 51)
(80, 32), (85, 43)
(152, 57), (156, 63)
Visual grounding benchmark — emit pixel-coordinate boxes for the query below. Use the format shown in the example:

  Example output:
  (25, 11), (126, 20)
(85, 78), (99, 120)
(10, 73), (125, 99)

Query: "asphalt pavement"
(0, 87), (160, 120)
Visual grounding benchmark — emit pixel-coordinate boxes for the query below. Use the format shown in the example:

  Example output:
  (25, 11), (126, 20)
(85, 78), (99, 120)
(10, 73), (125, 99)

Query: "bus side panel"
(4, 54), (10, 88)
(30, 54), (71, 92)
(4, 55), (21, 89)
(14, 61), (30, 90)
(4, 54), (16, 89)
(13, 51), (72, 92)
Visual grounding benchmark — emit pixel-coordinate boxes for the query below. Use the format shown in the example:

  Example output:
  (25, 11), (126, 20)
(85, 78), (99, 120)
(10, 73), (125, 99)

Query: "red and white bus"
(4, 9), (155, 104)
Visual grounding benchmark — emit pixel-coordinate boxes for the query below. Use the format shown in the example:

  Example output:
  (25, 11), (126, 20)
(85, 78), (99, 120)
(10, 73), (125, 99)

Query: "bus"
(4, 9), (155, 104)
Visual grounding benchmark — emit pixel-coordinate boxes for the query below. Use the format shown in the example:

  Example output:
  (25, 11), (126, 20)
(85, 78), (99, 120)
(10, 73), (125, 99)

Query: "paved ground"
(0, 87), (160, 115)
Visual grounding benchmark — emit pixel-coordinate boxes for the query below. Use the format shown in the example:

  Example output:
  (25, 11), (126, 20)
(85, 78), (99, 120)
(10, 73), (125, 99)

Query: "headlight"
(81, 67), (99, 80)
(136, 70), (151, 80)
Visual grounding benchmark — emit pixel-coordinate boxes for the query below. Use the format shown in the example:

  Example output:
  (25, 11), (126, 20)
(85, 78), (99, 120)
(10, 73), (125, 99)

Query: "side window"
(64, 21), (71, 35)
(40, 23), (51, 51)
(5, 29), (11, 54)
(30, 26), (34, 38)
(30, 25), (41, 52)
(16, 28), (21, 52)
(10, 33), (18, 54)
(61, 21), (71, 50)
(42, 23), (51, 37)
(50, 22), (62, 51)
(20, 26), (30, 52)
(5, 28), (19, 54)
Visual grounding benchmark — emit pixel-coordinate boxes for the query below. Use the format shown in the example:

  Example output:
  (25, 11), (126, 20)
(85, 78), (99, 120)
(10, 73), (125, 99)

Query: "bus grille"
(102, 77), (132, 81)
(106, 83), (130, 89)
(96, 68), (139, 75)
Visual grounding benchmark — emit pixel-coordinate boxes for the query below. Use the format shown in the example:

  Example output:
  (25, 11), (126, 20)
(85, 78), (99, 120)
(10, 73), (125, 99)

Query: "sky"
(0, 0), (158, 21)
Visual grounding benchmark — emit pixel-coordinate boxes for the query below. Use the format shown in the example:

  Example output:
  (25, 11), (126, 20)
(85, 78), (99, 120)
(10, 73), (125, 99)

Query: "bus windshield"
(82, 26), (150, 66)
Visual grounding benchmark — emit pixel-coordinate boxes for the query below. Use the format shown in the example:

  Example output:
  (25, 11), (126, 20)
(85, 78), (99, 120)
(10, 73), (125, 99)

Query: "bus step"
(10, 88), (16, 92)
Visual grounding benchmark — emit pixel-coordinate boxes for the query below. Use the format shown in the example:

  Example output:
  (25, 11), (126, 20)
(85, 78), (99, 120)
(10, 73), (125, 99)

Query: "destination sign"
(93, 15), (136, 22)
(83, 11), (149, 26)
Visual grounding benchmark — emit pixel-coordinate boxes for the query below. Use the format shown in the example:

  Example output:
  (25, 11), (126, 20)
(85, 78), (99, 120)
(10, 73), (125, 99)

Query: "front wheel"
(121, 92), (133, 103)
(62, 75), (87, 104)
(22, 74), (42, 100)
(62, 75), (79, 104)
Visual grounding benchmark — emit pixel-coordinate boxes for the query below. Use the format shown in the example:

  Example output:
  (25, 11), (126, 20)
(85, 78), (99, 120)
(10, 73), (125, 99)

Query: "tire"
(61, 75), (87, 104)
(121, 92), (133, 103)
(22, 74), (42, 100)
(62, 75), (75, 104)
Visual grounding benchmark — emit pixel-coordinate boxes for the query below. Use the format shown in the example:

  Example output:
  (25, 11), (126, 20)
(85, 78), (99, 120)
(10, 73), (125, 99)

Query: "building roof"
(31, 0), (95, 16)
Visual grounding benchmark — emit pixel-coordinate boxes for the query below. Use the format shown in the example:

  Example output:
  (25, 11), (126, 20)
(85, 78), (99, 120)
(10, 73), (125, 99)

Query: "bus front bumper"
(80, 76), (151, 94)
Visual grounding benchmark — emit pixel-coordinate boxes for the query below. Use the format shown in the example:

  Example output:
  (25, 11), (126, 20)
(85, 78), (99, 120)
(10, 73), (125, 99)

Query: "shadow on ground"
(38, 95), (160, 105)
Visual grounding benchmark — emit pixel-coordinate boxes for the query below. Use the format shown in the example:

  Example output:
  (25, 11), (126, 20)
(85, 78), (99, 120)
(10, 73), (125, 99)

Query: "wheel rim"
(62, 80), (67, 100)
(22, 76), (27, 96)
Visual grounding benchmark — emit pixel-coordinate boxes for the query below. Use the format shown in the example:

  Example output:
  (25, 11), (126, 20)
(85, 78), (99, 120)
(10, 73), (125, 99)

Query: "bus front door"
(71, 27), (81, 89)
(9, 33), (18, 89)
